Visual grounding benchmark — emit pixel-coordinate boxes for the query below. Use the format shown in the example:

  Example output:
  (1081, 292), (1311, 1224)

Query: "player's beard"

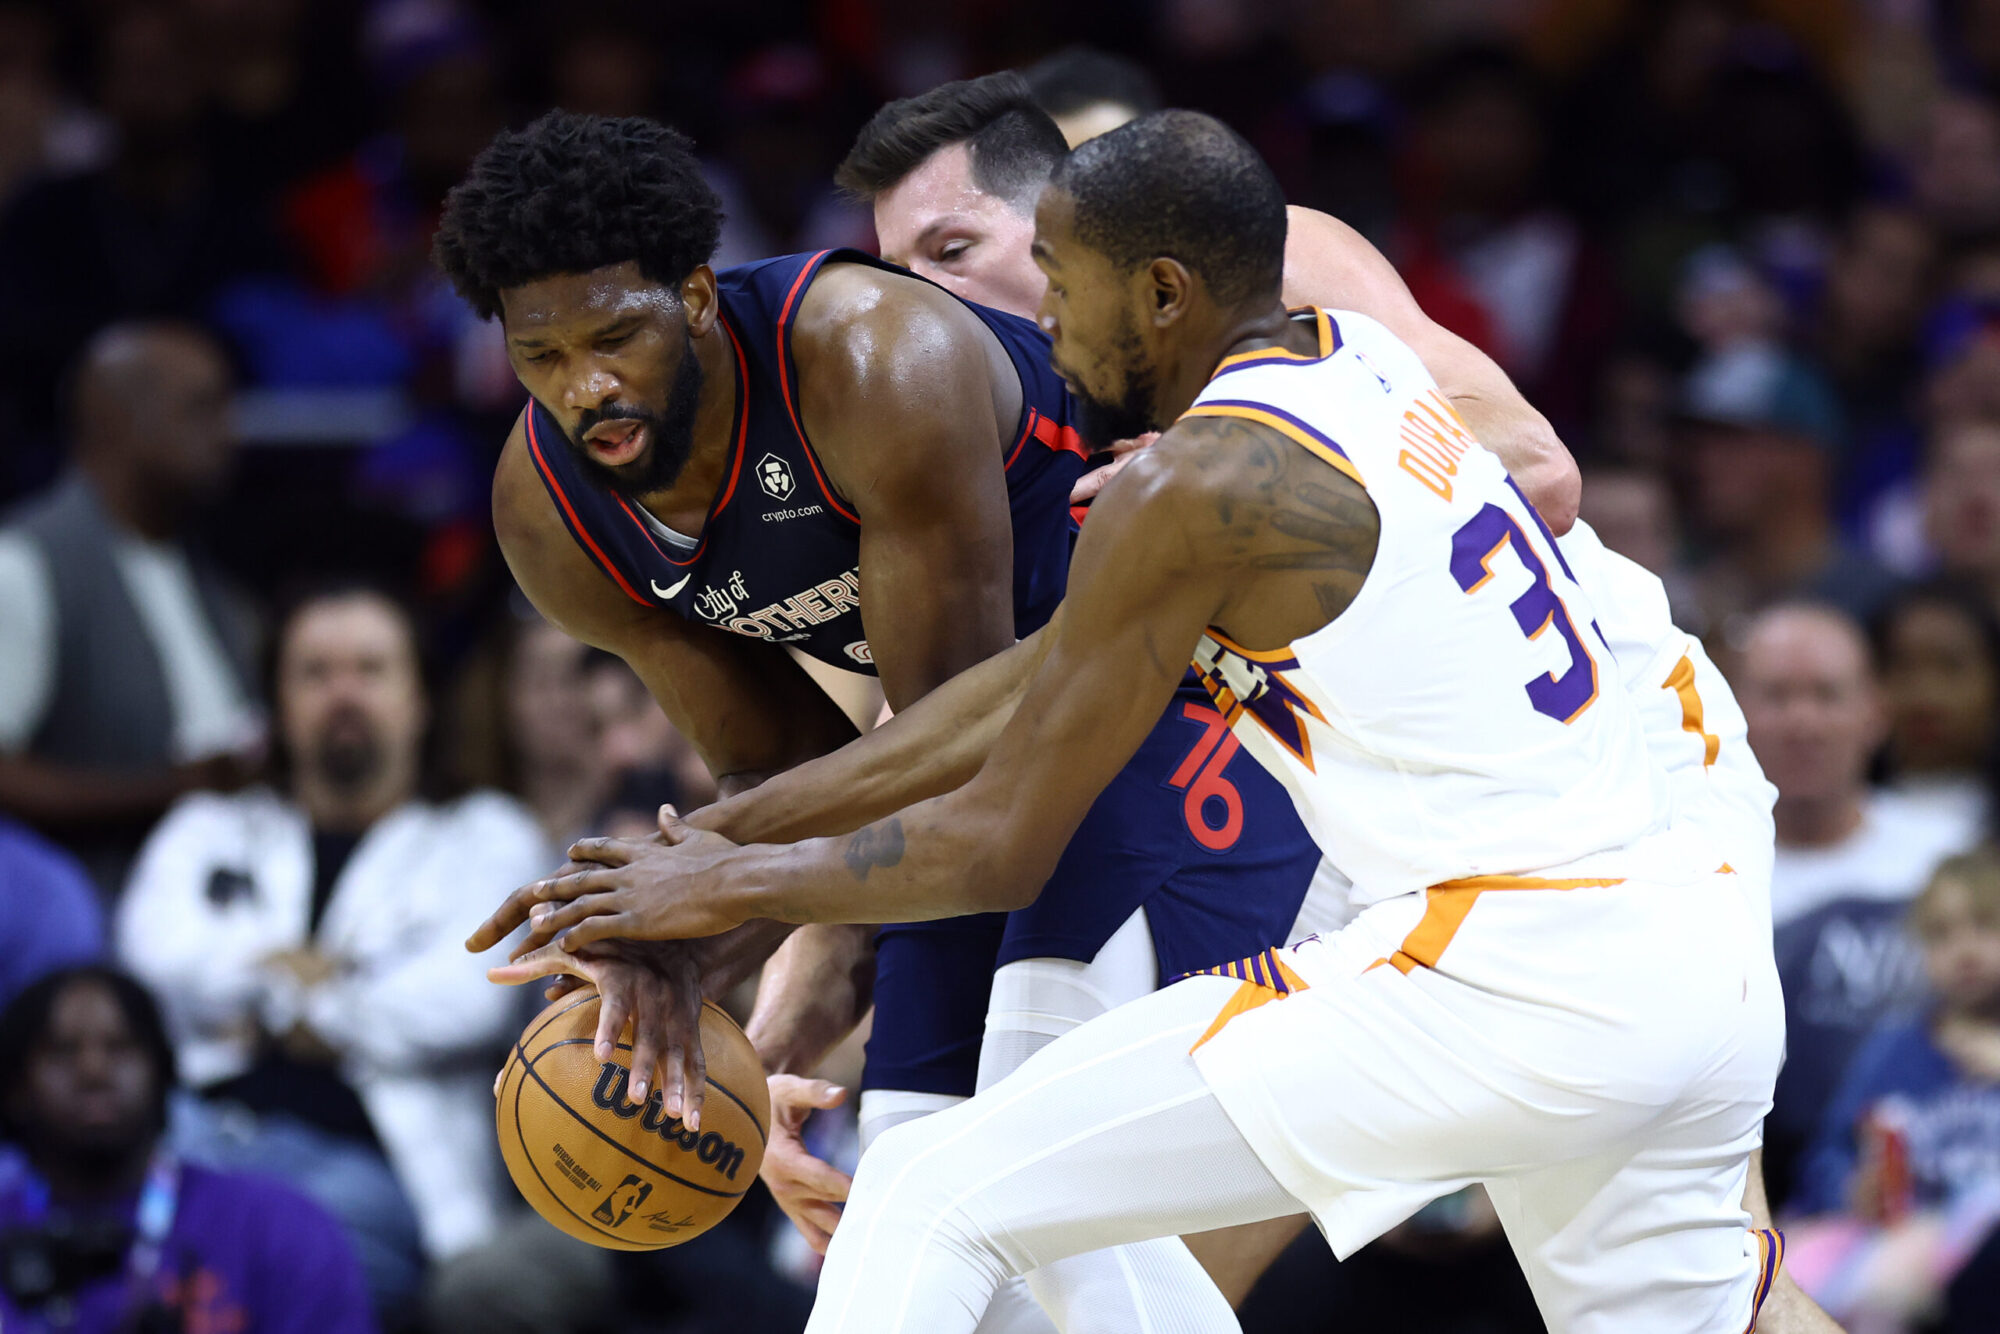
(1061, 312), (1159, 450)
(1071, 364), (1158, 452)
(565, 331), (706, 498)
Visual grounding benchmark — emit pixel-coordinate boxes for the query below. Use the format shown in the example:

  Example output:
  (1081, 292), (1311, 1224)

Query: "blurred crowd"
(11, 0), (2000, 1331)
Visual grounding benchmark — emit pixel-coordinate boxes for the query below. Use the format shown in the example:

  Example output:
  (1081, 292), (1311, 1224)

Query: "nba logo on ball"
(593, 1175), (652, 1227)
(757, 453), (794, 501)
(497, 991), (770, 1250)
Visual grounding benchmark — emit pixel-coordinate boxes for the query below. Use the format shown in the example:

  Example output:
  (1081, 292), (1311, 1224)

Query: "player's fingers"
(676, 1031), (706, 1132)
(802, 1079), (847, 1109)
(529, 890), (625, 944)
(543, 974), (586, 1001)
(628, 1026), (663, 1107)
(487, 939), (581, 985)
(780, 1208), (834, 1256)
(557, 911), (642, 951)
(466, 884), (542, 950)
(656, 803), (679, 832)
(1068, 467), (1110, 505)
(784, 1152), (853, 1201)
(566, 836), (638, 868)
(795, 1200), (845, 1244)
(1109, 430), (1160, 455)
(595, 985), (633, 1066)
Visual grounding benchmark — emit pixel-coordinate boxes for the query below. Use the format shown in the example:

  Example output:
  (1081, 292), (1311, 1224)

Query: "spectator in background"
(1786, 850), (2000, 1331)
(504, 615), (612, 848)
(0, 3), (278, 458)
(1738, 603), (1976, 1208)
(0, 816), (101, 1009)
(1872, 581), (2000, 836)
(1021, 45), (1161, 147)
(1684, 341), (1901, 643)
(116, 585), (548, 1313)
(1816, 204), (1936, 541)
(1393, 42), (1615, 437)
(0, 323), (263, 895)
(0, 966), (373, 1334)
(1577, 462), (1696, 624)
(587, 653), (716, 837)
(1925, 416), (2000, 615)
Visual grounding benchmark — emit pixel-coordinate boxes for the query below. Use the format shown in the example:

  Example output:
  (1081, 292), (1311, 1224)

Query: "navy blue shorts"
(998, 683), (1320, 980)
(860, 685), (1320, 1097)
(860, 914), (1003, 1095)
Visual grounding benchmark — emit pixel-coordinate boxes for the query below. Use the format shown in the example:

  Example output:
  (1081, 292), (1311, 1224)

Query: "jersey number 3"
(1448, 503), (1598, 724)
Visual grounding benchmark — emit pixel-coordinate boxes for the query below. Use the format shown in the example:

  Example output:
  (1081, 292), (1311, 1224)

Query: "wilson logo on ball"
(591, 1064), (748, 1181)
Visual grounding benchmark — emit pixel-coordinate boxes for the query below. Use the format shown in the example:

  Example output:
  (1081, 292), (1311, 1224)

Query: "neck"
(296, 768), (414, 834)
(1158, 299), (1307, 421)
(633, 326), (739, 535)
(30, 1145), (154, 1205)
(79, 457), (180, 543)
(1774, 791), (1865, 849)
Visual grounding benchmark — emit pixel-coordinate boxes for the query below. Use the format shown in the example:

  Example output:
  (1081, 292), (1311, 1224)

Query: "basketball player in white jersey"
(501, 112), (1789, 1331)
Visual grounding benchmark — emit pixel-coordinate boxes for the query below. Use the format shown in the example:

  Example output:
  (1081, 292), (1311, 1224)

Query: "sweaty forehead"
(1030, 187), (1084, 265)
(875, 143), (1014, 254)
(501, 262), (679, 334)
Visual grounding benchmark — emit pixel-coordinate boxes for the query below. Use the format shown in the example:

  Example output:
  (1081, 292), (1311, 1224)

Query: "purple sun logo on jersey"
(1190, 634), (1324, 771)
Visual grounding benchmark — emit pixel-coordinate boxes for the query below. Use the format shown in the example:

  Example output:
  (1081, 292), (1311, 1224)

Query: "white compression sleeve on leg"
(858, 1092), (1063, 1334)
(856, 1089), (965, 1154)
(971, 912), (1245, 1334)
(805, 976), (1300, 1334)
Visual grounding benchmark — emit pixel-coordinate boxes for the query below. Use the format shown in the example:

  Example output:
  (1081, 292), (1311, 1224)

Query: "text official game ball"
(498, 989), (770, 1250)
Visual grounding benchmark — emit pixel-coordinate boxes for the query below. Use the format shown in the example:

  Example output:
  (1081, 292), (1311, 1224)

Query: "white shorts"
(1190, 867), (1785, 1332)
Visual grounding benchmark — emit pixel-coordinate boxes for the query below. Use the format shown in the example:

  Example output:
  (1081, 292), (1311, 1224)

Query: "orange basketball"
(497, 988), (770, 1250)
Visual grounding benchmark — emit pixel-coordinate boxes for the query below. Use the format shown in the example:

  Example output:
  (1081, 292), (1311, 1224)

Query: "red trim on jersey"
(774, 251), (861, 525)
(1003, 408), (1038, 472)
(523, 408), (650, 606)
(1032, 413), (1089, 461)
(611, 314), (754, 569)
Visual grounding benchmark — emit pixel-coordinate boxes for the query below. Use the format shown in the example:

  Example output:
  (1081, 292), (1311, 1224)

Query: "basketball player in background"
(498, 110), (1788, 1333)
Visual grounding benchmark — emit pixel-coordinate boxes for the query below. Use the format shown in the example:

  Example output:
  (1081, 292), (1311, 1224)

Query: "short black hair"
(836, 71), (1069, 205)
(434, 109), (724, 321)
(1052, 110), (1286, 305)
(1022, 47), (1161, 119)
(0, 966), (178, 1144)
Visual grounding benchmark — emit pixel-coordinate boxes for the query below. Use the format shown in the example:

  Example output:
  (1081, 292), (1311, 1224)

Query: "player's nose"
(562, 364), (623, 414)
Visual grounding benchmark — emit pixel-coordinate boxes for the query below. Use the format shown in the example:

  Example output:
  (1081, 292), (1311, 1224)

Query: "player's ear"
(681, 265), (720, 337)
(1146, 257), (1192, 328)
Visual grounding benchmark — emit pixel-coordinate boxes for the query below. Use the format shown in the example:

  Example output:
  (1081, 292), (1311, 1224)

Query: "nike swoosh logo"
(651, 573), (693, 599)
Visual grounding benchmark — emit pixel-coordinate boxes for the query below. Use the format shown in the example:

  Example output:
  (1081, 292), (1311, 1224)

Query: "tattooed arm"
(521, 416), (1378, 941)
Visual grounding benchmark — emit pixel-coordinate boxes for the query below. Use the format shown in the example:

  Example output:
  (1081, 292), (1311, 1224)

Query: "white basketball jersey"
(1561, 520), (1778, 907)
(1185, 308), (1672, 905)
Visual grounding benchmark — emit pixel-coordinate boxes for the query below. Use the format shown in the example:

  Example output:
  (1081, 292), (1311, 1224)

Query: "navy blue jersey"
(522, 248), (1088, 672)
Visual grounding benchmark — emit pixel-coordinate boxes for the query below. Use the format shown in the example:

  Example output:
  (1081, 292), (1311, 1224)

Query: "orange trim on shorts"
(1664, 653), (1722, 768)
(1188, 949), (1310, 1053)
(1431, 874), (1626, 891)
(1385, 875), (1627, 975)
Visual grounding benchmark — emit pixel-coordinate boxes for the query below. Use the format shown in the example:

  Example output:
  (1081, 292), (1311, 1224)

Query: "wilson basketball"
(497, 988), (770, 1250)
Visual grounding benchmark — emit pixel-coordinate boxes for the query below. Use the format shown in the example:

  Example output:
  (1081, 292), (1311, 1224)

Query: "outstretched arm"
(1282, 206), (1578, 533)
(522, 416), (1375, 945)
